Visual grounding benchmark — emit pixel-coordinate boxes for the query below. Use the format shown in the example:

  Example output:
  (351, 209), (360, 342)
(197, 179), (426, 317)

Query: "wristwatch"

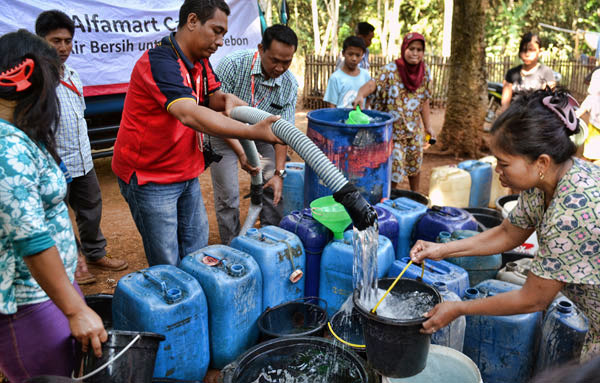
(274, 169), (287, 178)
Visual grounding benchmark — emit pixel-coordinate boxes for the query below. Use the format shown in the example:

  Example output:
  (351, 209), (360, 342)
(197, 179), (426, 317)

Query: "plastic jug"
(113, 265), (209, 380)
(373, 205), (400, 253)
(431, 282), (466, 352)
(179, 245), (262, 369)
(428, 165), (471, 207)
(479, 156), (510, 208)
(463, 279), (542, 383)
(377, 197), (428, 259)
(279, 208), (332, 298)
(230, 226), (306, 311)
(387, 257), (469, 298)
(414, 206), (478, 243)
(319, 230), (395, 317)
(282, 162), (305, 214)
(439, 230), (502, 286)
(534, 298), (589, 374)
(457, 160), (493, 208)
(496, 257), (530, 286)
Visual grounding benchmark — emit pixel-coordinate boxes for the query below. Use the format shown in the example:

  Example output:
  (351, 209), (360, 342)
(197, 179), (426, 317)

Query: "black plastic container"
(329, 309), (366, 359)
(390, 189), (430, 207)
(84, 294), (113, 329)
(353, 278), (441, 378)
(257, 297), (328, 340)
(81, 329), (165, 383)
(465, 207), (503, 232)
(25, 377), (74, 383)
(221, 336), (377, 383)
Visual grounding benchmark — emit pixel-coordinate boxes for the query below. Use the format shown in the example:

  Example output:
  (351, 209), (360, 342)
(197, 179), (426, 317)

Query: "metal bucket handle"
(72, 335), (141, 381)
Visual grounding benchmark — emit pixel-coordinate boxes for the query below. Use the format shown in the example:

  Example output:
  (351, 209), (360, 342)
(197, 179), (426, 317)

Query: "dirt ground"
(80, 107), (478, 296)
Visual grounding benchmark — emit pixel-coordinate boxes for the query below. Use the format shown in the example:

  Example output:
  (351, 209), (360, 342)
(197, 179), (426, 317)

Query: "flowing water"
(352, 224), (380, 309)
(368, 289), (436, 320)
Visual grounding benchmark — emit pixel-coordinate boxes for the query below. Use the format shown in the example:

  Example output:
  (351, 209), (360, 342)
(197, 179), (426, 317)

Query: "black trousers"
(66, 168), (107, 261)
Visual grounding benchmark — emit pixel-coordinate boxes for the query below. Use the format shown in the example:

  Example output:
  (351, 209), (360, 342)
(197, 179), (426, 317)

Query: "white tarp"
(0, 0), (261, 94)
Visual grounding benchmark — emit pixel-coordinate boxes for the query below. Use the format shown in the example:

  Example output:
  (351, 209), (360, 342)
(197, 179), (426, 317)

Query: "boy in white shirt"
(324, 36), (371, 108)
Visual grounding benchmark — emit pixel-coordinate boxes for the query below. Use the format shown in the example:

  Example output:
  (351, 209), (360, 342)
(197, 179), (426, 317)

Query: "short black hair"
(519, 32), (542, 53)
(178, 0), (230, 28)
(356, 22), (375, 36)
(491, 87), (579, 164)
(261, 24), (298, 51)
(343, 36), (366, 53)
(35, 10), (74, 38)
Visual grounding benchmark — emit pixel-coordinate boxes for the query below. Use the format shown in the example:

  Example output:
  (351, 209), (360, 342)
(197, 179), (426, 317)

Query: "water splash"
(352, 224), (379, 309)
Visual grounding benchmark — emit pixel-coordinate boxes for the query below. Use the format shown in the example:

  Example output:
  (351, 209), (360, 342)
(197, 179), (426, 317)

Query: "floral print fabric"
(508, 158), (600, 359)
(0, 119), (77, 314)
(370, 62), (431, 183)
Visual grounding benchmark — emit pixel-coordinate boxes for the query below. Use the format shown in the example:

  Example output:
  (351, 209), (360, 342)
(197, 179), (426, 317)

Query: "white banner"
(0, 0), (261, 94)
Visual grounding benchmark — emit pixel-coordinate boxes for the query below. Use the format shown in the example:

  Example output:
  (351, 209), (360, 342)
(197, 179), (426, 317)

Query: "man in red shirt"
(112, 0), (281, 266)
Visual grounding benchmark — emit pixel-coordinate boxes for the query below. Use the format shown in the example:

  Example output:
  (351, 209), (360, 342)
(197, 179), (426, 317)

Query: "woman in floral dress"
(410, 88), (599, 362)
(354, 32), (434, 191)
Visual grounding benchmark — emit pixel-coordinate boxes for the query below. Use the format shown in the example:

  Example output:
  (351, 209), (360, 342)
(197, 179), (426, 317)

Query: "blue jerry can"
(282, 162), (305, 215)
(376, 197), (427, 259)
(113, 265), (209, 380)
(458, 159), (493, 208)
(373, 206), (399, 253)
(431, 281), (466, 352)
(534, 297), (589, 374)
(279, 208), (332, 298)
(387, 256), (470, 298)
(179, 245), (263, 369)
(230, 226), (305, 311)
(319, 230), (394, 318)
(414, 206), (478, 243)
(463, 279), (542, 383)
(439, 230), (502, 286)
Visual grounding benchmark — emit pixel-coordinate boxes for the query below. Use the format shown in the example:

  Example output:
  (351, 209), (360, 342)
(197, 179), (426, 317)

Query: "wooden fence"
(303, 54), (596, 109)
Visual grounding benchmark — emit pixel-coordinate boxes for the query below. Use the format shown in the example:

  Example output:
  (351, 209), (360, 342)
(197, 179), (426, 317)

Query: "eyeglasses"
(542, 94), (579, 132)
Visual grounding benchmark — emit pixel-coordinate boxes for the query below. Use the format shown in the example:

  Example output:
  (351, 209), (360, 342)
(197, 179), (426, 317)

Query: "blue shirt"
(55, 63), (93, 178)
(324, 68), (371, 108)
(0, 120), (77, 314)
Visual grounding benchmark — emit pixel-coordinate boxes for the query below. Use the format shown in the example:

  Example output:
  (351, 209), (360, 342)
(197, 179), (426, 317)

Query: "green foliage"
(282, 0), (600, 57)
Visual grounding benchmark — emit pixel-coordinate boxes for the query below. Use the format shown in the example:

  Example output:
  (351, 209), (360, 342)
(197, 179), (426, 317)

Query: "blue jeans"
(118, 173), (209, 266)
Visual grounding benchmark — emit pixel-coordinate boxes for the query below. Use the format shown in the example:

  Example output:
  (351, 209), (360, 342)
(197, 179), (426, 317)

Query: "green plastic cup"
(346, 106), (370, 125)
(310, 195), (352, 240)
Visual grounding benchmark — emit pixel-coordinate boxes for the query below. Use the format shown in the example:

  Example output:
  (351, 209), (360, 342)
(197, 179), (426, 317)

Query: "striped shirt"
(55, 63), (93, 178)
(215, 49), (298, 124)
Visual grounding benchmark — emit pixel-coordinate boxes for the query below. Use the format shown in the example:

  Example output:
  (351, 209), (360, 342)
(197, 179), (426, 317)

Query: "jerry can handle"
(141, 271), (182, 304)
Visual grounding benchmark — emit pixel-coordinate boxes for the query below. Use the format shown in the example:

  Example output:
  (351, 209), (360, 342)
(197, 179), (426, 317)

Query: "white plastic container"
(497, 258), (564, 298)
(479, 155), (510, 208)
(382, 345), (482, 383)
(428, 165), (471, 208)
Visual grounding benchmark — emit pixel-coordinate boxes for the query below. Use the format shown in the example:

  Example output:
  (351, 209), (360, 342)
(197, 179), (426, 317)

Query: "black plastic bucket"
(257, 297), (328, 340)
(221, 336), (377, 383)
(329, 309), (366, 358)
(390, 189), (430, 207)
(353, 278), (441, 378)
(81, 329), (165, 383)
(465, 208), (503, 232)
(84, 294), (113, 329)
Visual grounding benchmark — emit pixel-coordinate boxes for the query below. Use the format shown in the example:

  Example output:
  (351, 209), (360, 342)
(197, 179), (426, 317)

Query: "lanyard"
(60, 79), (81, 97)
(250, 51), (271, 108)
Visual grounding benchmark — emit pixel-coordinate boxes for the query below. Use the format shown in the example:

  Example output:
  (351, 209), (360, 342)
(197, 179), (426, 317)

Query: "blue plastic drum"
(304, 108), (394, 206)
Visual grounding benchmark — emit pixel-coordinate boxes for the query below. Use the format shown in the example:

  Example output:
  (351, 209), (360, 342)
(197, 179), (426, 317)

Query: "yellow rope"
(371, 260), (426, 314)
(327, 321), (366, 349)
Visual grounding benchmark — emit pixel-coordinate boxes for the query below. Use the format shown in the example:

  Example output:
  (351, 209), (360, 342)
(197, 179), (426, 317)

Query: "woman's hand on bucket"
(420, 301), (463, 334)
(410, 240), (446, 262)
(68, 305), (108, 357)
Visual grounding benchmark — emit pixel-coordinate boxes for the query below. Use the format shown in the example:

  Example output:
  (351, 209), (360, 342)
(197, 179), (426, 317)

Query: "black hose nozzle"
(250, 183), (263, 205)
(333, 183), (378, 231)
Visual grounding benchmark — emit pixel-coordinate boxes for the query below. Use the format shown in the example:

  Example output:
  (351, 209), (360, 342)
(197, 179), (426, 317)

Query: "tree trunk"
(440, 0), (488, 157)
(311, 0), (321, 54)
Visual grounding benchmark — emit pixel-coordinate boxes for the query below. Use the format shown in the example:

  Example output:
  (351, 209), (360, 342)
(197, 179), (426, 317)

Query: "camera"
(202, 141), (223, 170)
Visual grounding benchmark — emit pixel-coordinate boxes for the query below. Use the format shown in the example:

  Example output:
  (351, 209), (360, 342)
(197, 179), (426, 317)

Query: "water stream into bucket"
(352, 224), (380, 309)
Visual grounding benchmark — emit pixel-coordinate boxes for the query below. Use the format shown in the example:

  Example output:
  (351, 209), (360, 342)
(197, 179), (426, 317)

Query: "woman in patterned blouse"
(410, 88), (599, 361)
(0, 30), (106, 381)
(353, 32), (434, 191)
